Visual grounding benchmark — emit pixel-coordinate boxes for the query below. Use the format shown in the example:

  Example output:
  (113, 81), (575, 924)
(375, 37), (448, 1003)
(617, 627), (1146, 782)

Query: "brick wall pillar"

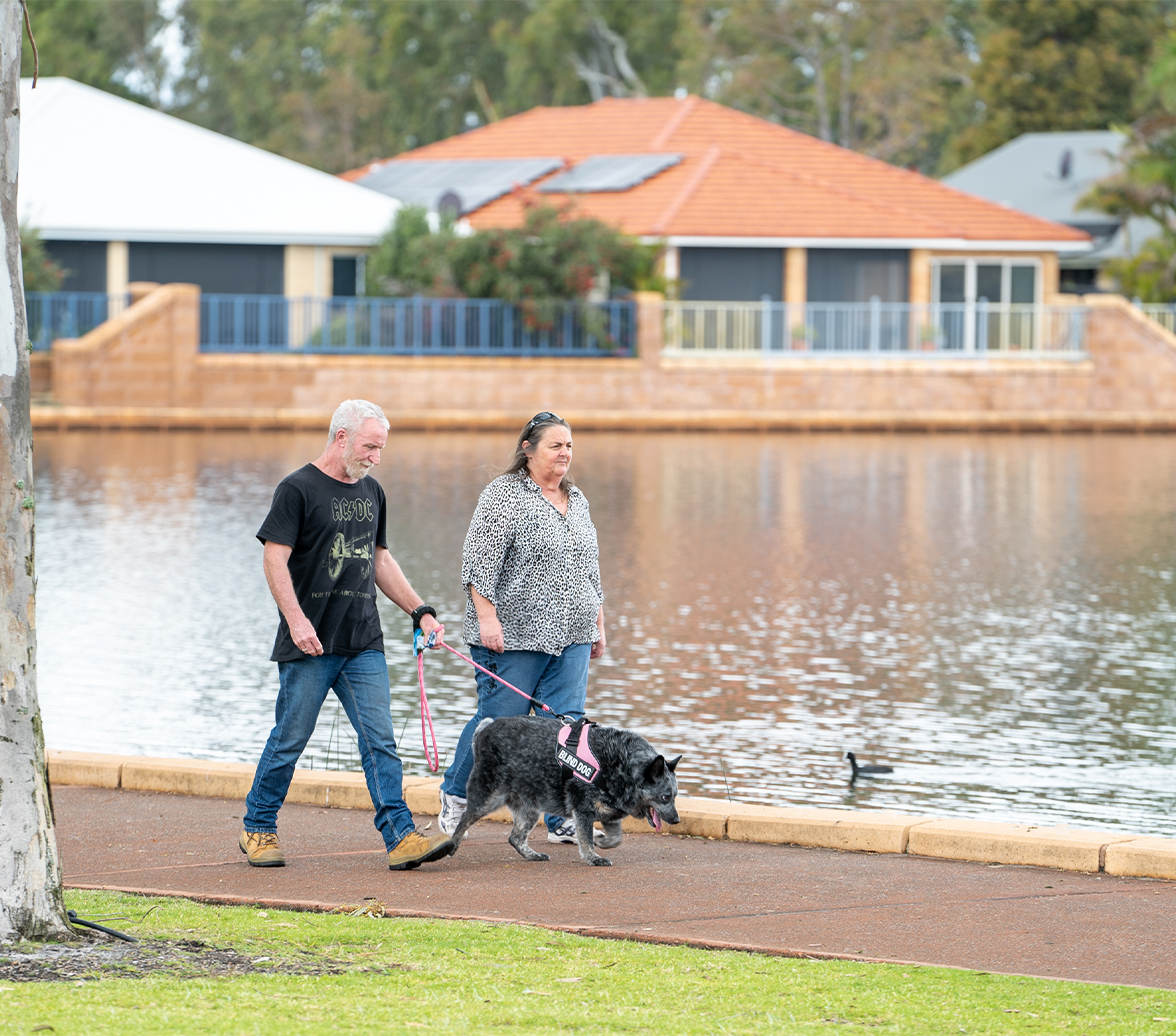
(634, 290), (664, 368)
(52, 284), (200, 407)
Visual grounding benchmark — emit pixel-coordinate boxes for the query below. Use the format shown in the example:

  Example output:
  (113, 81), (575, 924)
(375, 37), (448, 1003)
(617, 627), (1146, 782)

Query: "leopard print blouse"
(461, 472), (604, 656)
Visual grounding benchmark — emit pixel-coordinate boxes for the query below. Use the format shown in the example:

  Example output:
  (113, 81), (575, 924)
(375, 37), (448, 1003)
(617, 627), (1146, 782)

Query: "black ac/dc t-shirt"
(256, 463), (389, 662)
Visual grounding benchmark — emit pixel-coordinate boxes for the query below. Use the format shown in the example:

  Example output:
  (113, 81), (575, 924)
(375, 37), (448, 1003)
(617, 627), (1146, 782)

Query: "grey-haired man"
(240, 399), (453, 871)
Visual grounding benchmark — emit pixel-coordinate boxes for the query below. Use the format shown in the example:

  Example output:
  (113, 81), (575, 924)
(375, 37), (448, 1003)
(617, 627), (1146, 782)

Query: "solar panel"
(538, 153), (683, 193)
(356, 157), (564, 214)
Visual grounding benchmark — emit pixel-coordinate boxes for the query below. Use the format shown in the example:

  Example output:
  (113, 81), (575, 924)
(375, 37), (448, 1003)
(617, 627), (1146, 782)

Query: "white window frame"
(931, 257), (1042, 305)
(931, 257), (1043, 352)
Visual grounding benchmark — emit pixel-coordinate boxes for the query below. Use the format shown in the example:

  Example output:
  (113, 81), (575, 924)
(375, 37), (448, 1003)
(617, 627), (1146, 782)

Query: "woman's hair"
(503, 413), (574, 493)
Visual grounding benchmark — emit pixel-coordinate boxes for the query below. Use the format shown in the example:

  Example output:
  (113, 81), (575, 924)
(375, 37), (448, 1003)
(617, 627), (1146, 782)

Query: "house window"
(332, 256), (357, 297)
(129, 243), (284, 295)
(679, 247), (784, 301)
(43, 241), (107, 293)
(931, 258), (1042, 351)
(932, 259), (1040, 305)
(808, 249), (909, 302)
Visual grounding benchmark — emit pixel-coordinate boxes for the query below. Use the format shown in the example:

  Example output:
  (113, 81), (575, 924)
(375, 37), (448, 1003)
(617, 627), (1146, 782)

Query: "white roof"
(18, 78), (400, 246)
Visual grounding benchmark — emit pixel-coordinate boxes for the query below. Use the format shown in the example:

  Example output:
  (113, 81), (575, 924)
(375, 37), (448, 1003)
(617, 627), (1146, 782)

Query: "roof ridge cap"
(649, 95), (700, 150)
(650, 145), (722, 235)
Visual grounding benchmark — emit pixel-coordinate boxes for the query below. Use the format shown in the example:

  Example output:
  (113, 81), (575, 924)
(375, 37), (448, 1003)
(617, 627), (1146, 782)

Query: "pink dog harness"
(557, 719), (600, 784)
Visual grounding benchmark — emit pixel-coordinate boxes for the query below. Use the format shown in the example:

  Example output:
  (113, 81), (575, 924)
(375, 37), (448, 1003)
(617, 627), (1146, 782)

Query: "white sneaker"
(438, 791), (467, 836)
(547, 817), (577, 844)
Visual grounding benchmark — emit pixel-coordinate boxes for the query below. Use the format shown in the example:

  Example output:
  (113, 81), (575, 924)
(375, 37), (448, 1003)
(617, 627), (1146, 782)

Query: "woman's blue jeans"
(441, 643), (590, 832)
(244, 650), (415, 852)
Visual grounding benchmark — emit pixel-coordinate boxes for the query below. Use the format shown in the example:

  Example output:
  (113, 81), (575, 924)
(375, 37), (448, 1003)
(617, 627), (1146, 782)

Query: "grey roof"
(356, 157), (564, 214)
(538, 153), (682, 193)
(941, 131), (1160, 263)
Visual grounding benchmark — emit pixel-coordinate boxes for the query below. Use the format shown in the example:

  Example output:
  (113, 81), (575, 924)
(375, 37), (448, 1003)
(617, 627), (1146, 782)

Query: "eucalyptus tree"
(0, 0), (70, 941)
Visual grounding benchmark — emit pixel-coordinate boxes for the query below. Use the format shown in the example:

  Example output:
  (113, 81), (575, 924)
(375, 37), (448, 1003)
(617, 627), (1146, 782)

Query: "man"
(240, 399), (454, 871)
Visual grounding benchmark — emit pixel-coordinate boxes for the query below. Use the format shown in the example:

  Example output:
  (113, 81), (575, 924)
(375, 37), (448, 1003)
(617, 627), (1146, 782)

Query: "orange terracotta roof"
(342, 97), (1089, 245)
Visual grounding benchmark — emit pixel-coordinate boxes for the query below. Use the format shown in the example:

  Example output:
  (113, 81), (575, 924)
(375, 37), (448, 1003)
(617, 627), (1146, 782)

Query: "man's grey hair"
(328, 399), (390, 445)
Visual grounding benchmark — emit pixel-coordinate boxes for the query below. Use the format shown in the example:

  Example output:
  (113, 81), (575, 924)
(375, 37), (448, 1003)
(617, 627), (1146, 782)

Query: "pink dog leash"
(414, 623), (555, 772)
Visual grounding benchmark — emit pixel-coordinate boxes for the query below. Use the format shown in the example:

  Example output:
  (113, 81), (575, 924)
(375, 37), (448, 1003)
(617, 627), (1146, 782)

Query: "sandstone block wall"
(42, 287), (1176, 426)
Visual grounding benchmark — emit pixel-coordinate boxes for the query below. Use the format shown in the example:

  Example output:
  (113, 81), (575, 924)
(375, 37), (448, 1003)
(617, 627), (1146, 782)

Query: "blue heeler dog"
(447, 715), (682, 866)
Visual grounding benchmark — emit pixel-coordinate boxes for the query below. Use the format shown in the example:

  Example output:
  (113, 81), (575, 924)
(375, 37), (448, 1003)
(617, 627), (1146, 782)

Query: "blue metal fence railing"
(198, 295), (636, 357)
(26, 292), (129, 350)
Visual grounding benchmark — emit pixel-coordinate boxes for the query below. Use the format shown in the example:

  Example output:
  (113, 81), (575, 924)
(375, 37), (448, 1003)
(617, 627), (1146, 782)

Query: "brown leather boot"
(239, 830), (285, 867)
(387, 831), (454, 871)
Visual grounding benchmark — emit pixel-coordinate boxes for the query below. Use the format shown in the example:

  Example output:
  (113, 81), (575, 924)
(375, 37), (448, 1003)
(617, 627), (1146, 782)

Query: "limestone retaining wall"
(34, 288), (1176, 430)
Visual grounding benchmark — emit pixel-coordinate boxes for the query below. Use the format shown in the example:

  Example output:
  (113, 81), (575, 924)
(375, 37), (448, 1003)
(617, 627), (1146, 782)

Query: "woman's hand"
(479, 613), (505, 653)
(471, 586), (504, 653)
(591, 605), (606, 659)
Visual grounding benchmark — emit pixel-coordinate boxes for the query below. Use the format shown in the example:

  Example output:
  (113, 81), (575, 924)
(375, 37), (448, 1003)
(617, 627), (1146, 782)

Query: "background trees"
(21, 0), (1175, 177)
(945, 0), (1165, 168)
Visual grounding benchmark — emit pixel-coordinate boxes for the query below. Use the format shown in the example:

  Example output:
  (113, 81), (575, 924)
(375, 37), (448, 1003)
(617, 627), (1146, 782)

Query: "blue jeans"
(441, 643), (590, 833)
(245, 650), (415, 852)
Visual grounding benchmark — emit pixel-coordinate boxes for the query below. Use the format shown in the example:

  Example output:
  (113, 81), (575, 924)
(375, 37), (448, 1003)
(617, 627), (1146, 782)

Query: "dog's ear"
(667, 755), (682, 772)
(644, 755), (666, 782)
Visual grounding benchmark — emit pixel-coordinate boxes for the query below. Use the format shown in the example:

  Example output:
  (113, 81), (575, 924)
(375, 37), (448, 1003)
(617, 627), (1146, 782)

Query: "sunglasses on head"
(524, 412), (561, 435)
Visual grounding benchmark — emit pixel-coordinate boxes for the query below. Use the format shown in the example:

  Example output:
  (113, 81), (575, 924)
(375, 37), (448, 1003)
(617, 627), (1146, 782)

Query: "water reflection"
(33, 430), (1176, 835)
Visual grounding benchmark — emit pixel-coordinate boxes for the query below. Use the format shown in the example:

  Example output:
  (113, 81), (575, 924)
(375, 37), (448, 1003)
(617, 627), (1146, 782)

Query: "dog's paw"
(589, 856), (612, 866)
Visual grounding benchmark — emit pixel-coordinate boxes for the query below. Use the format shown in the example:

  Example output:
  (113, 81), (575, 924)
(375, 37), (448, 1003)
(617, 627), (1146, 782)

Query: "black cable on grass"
(67, 910), (137, 943)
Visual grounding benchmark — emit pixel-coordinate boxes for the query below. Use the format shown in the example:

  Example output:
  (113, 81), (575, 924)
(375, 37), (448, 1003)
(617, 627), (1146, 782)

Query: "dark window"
(43, 240), (107, 293)
(1010, 265), (1036, 304)
(128, 243), (284, 295)
(807, 249), (909, 302)
(976, 263), (1002, 303)
(679, 247), (783, 301)
(937, 264), (966, 303)
(1060, 268), (1098, 294)
(332, 256), (357, 297)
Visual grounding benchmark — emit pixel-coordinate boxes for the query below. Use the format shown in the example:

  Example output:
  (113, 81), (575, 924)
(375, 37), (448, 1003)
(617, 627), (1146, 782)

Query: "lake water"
(32, 430), (1176, 836)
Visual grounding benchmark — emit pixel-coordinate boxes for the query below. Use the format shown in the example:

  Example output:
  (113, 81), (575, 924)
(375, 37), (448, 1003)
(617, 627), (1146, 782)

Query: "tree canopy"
(19, 0), (1176, 175)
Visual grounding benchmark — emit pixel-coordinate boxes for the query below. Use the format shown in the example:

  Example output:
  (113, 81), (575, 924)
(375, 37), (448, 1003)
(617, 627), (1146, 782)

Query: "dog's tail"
(470, 717), (494, 761)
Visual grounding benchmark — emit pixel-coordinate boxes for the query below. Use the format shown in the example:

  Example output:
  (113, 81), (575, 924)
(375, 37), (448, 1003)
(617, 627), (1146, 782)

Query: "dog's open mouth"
(647, 807), (662, 832)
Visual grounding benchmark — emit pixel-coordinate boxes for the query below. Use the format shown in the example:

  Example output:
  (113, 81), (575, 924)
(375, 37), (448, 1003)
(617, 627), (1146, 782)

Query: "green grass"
(0, 890), (1173, 1035)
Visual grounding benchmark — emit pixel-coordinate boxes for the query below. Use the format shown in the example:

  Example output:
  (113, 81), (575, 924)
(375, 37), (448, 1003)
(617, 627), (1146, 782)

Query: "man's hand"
(290, 615), (324, 656)
(419, 612), (445, 646)
(263, 541), (323, 657)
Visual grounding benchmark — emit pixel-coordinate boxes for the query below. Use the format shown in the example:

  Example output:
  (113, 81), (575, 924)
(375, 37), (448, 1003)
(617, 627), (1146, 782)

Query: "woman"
(439, 412), (606, 844)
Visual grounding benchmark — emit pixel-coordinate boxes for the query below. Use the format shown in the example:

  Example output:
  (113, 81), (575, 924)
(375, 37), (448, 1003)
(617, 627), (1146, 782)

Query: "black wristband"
(410, 604), (437, 630)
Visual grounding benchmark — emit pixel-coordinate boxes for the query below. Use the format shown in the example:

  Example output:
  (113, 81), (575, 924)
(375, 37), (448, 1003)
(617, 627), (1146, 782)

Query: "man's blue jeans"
(441, 643), (590, 832)
(244, 650), (415, 852)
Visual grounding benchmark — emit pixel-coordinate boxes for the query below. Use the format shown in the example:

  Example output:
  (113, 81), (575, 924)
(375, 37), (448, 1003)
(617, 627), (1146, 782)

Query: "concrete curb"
(47, 750), (1176, 879)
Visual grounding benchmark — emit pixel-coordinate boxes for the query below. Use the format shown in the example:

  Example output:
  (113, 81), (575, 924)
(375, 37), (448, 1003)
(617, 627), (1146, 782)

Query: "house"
(19, 78), (400, 300)
(942, 131), (1158, 295)
(343, 95), (1089, 312)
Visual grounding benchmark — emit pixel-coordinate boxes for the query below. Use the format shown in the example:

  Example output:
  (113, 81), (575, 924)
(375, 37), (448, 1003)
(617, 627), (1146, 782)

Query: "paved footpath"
(55, 786), (1176, 990)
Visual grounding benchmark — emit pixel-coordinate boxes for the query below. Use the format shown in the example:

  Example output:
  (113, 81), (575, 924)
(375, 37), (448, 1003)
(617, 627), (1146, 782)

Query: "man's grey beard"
(342, 451), (373, 480)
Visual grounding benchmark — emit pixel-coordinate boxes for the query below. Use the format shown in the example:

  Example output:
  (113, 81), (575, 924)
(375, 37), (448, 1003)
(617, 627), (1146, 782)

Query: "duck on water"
(846, 752), (893, 781)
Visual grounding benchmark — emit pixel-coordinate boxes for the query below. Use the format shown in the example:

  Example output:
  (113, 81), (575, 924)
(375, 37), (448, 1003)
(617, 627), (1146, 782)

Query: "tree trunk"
(0, 0), (69, 942)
